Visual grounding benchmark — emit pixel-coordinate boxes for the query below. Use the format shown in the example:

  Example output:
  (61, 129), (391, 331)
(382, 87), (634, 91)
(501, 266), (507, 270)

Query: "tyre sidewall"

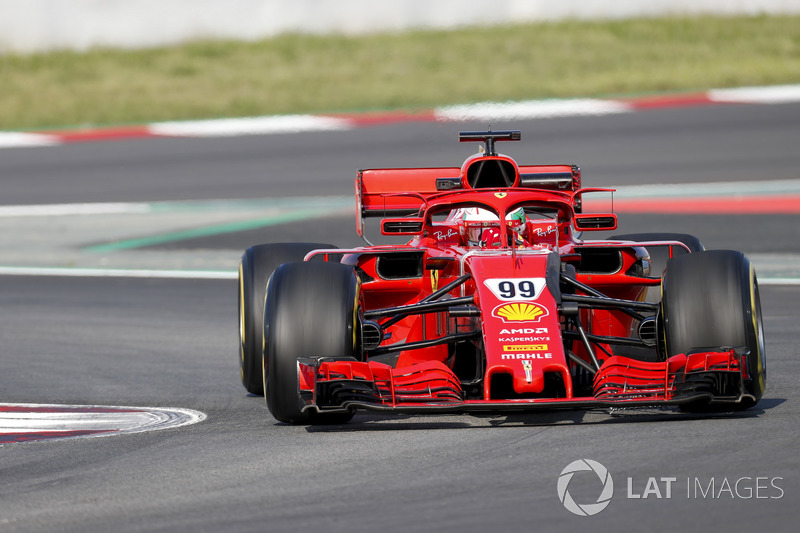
(265, 261), (359, 424)
(238, 242), (334, 395)
(661, 250), (766, 406)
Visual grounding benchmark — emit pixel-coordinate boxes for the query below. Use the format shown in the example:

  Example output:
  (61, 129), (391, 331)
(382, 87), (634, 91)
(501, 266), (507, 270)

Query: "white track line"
(0, 132), (60, 149)
(0, 202), (152, 217)
(759, 278), (800, 286)
(708, 84), (800, 104)
(607, 178), (800, 198)
(435, 98), (631, 122)
(0, 266), (236, 279)
(149, 114), (353, 137)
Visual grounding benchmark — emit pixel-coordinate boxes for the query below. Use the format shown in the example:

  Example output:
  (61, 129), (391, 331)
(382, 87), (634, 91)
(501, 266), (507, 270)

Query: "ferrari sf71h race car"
(239, 130), (766, 424)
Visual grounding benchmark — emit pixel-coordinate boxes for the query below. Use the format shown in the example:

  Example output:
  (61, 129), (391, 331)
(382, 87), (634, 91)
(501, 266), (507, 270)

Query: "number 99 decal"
(484, 278), (547, 301)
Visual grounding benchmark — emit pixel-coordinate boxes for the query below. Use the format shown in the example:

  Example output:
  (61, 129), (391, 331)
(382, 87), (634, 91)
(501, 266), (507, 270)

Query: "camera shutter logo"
(557, 459), (614, 516)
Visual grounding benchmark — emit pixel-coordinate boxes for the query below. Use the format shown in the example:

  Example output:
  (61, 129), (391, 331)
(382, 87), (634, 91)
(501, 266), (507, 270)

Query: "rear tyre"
(661, 250), (766, 410)
(265, 261), (359, 424)
(238, 242), (334, 395)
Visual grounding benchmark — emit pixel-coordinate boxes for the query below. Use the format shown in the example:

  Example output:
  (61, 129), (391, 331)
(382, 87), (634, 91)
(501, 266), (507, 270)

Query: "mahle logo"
(557, 459), (614, 516)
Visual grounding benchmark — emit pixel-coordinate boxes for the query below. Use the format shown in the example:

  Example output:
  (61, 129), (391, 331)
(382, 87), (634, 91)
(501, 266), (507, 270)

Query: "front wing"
(296, 348), (755, 415)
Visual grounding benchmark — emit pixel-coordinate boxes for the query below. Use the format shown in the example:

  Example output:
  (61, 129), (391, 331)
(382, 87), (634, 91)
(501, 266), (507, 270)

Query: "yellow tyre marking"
(238, 261), (246, 382)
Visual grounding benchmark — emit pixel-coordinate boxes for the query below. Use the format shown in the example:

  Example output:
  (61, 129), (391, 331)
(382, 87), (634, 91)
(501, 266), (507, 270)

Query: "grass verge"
(1, 15), (799, 130)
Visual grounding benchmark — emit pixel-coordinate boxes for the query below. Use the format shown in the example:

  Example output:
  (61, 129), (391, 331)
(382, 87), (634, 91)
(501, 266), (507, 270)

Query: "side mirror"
(574, 213), (617, 231)
(381, 218), (425, 235)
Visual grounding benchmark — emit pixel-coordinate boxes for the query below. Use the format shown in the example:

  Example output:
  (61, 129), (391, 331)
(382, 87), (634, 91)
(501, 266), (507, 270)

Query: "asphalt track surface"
(1, 103), (799, 532)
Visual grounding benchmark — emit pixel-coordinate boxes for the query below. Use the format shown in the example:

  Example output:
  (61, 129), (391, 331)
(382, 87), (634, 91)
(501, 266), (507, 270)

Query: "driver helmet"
(461, 207), (526, 246)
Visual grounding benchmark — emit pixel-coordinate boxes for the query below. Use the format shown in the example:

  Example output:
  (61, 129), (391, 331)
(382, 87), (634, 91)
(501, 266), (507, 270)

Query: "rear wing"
(355, 164), (581, 236)
(519, 164), (581, 192)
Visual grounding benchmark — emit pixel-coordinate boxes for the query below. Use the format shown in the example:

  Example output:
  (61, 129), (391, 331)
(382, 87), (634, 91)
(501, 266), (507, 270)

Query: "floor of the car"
(609, 345), (661, 362)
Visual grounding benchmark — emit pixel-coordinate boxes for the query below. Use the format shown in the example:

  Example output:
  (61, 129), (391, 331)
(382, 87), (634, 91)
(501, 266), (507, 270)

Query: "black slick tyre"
(661, 250), (766, 410)
(238, 242), (334, 395)
(264, 261), (359, 424)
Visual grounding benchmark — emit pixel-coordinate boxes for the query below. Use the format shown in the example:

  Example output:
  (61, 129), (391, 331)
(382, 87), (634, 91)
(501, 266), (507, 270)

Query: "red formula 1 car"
(238, 130), (766, 424)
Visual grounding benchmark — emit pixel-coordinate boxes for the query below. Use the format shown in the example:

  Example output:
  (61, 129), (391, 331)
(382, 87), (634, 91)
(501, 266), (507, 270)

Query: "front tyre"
(238, 242), (334, 395)
(661, 250), (766, 409)
(264, 261), (359, 424)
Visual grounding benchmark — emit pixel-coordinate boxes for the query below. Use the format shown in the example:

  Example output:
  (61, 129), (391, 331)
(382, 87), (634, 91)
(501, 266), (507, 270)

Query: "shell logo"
(493, 302), (549, 323)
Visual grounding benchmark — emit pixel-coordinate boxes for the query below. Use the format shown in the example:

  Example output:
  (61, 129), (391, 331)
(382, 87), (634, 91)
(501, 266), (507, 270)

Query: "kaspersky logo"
(557, 459), (614, 516)
(492, 302), (548, 323)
